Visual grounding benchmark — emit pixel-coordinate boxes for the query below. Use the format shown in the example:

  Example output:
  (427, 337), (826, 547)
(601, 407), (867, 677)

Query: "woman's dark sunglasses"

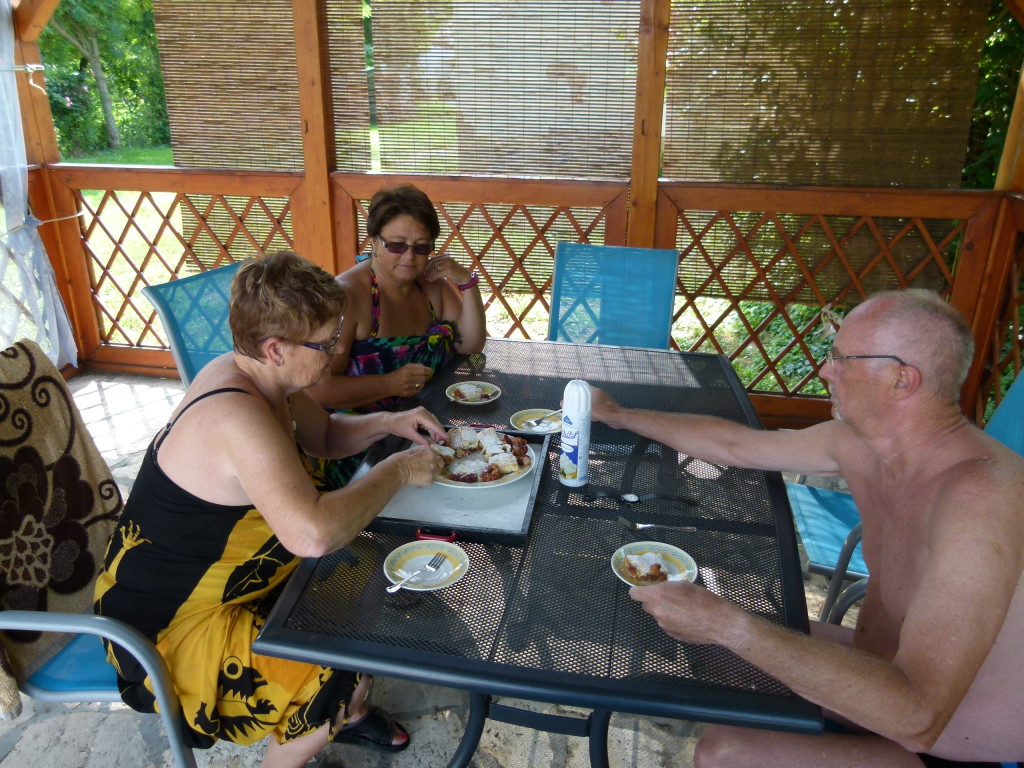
(378, 236), (434, 256)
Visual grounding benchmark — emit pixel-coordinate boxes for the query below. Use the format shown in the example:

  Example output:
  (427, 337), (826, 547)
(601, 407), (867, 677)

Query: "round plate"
(446, 381), (501, 405)
(383, 540), (469, 592)
(611, 541), (698, 587)
(435, 443), (537, 489)
(510, 408), (563, 433)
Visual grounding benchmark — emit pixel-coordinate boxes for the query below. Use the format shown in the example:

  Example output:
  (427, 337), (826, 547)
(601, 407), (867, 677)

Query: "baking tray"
(353, 427), (551, 546)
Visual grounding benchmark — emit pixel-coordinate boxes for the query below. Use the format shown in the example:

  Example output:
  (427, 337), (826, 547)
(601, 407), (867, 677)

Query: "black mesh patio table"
(254, 339), (822, 767)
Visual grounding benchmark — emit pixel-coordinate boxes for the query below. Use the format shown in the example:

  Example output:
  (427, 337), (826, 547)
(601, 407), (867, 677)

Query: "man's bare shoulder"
(938, 433), (1024, 498)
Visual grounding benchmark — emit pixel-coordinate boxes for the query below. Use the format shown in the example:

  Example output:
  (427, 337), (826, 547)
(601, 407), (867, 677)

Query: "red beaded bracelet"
(456, 271), (479, 291)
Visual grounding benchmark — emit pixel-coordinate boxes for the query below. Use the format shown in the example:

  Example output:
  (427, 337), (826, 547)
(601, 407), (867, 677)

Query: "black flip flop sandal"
(333, 704), (410, 753)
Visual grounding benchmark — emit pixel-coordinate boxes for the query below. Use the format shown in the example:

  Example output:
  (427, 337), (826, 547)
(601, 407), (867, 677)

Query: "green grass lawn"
(65, 145), (174, 166)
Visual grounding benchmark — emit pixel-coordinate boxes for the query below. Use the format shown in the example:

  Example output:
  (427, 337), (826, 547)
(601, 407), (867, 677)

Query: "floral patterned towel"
(0, 340), (122, 716)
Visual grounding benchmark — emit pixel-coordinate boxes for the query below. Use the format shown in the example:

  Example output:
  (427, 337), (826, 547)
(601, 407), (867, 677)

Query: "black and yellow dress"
(94, 388), (357, 749)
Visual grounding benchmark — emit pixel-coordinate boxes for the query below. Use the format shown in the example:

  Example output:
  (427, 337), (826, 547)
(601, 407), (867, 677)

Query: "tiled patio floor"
(0, 370), (845, 767)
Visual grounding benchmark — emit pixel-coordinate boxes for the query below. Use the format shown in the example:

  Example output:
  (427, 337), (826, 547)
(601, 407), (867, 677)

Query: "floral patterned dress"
(94, 388), (360, 749)
(314, 266), (459, 491)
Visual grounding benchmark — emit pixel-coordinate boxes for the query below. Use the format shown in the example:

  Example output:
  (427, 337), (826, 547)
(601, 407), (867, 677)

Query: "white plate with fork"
(383, 541), (469, 591)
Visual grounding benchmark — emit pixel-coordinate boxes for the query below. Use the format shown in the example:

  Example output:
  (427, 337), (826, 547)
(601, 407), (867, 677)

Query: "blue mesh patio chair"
(791, 369), (1024, 624)
(548, 243), (679, 348)
(0, 340), (196, 768)
(142, 261), (244, 386)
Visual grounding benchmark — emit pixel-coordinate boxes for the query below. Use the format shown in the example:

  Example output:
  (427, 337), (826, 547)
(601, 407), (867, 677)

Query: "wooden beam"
(626, 0), (671, 247)
(53, 165), (302, 196)
(996, 59), (1024, 191)
(1003, 0), (1024, 28)
(291, 0), (337, 273)
(13, 0), (60, 44)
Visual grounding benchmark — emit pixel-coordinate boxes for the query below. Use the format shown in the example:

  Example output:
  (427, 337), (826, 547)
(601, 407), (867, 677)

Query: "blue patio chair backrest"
(984, 371), (1024, 457)
(142, 261), (244, 387)
(789, 369), (1024, 623)
(548, 242), (679, 348)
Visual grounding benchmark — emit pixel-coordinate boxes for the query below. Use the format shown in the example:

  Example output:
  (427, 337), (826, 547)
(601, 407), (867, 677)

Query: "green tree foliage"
(963, 1), (1024, 189)
(39, 0), (168, 158)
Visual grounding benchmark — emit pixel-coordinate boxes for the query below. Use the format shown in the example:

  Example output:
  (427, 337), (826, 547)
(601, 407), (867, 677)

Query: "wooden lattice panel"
(663, 193), (967, 397)
(75, 189), (293, 349)
(351, 198), (612, 340)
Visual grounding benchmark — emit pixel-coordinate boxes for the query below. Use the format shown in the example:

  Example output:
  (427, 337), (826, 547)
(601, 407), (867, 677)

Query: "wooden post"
(13, 0), (60, 44)
(995, 60), (1024, 191)
(14, 14), (101, 362)
(291, 0), (338, 273)
(949, 199), (1011, 414)
(626, 0), (670, 247)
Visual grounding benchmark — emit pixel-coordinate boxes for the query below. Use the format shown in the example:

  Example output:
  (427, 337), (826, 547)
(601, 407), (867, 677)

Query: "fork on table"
(386, 551), (447, 592)
(618, 515), (696, 533)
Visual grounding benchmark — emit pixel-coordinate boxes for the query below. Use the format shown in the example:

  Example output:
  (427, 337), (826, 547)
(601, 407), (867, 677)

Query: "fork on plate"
(386, 551), (447, 592)
(522, 408), (562, 429)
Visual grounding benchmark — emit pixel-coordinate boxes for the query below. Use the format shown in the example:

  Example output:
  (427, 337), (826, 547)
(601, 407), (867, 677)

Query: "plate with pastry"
(431, 426), (536, 488)
(611, 541), (698, 586)
(445, 381), (501, 405)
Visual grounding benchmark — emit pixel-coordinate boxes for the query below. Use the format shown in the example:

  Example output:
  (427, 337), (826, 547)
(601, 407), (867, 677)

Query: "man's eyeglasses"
(299, 319), (344, 355)
(825, 350), (908, 368)
(377, 236), (434, 256)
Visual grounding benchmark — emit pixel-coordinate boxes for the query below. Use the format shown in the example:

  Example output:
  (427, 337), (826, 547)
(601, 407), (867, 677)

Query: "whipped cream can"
(559, 379), (592, 487)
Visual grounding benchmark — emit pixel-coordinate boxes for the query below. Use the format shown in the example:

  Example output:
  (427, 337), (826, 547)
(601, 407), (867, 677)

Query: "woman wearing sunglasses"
(308, 183), (486, 490)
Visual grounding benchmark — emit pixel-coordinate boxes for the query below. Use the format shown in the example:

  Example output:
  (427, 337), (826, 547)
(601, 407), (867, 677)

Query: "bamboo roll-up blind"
(335, 0), (641, 179)
(154, 0), (302, 172)
(661, 0), (988, 303)
(661, 0), (990, 188)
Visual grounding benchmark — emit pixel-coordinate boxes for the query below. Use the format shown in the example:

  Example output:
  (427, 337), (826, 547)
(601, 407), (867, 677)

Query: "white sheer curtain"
(0, 0), (77, 367)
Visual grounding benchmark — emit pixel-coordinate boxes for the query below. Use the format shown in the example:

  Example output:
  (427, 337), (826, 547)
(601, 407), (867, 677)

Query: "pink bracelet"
(456, 271), (479, 291)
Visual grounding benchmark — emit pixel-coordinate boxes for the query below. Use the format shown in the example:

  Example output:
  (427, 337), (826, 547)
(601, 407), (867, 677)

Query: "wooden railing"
(37, 164), (1021, 428)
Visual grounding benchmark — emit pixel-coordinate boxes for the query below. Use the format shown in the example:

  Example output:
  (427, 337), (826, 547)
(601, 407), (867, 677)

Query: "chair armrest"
(818, 521), (864, 622)
(826, 578), (869, 625)
(0, 611), (181, 719)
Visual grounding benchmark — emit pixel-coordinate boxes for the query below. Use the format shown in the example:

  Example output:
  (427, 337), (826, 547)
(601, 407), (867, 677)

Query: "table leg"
(588, 710), (611, 768)
(445, 691), (488, 768)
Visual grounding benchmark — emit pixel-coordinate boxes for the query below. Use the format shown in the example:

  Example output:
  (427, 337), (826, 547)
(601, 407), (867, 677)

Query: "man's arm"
(590, 386), (845, 476)
(631, 464), (1024, 752)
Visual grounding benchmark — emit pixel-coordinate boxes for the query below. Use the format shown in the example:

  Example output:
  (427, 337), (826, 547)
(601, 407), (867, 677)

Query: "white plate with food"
(611, 541), (698, 586)
(432, 426), (536, 488)
(510, 408), (563, 433)
(446, 381), (501, 404)
(383, 540), (469, 592)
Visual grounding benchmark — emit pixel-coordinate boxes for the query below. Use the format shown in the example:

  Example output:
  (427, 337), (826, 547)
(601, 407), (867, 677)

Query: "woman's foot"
(332, 704), (409, 752)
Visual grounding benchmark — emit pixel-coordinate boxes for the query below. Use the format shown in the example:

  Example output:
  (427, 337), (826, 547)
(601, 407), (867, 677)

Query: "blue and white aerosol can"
(559, 380), (592, 487)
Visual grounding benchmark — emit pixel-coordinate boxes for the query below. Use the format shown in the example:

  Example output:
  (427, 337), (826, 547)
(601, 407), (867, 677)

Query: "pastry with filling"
(452, 383), (492, 402)
(438, 427), (532, 483)
(624, 553), (670, 584)
(430, 443), (456, 465)
(477, 427), (511, 457)
(446, 427), (480, 457)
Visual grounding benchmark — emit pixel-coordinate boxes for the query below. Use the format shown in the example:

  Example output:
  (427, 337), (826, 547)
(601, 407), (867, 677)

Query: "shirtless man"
(590, 289), (1024, 768)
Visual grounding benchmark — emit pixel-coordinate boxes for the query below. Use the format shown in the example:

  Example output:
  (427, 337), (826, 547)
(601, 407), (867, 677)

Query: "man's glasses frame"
(818, 305), (908, 368)
(825, 350), (908, 368)
(377, 236), (434, 257)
